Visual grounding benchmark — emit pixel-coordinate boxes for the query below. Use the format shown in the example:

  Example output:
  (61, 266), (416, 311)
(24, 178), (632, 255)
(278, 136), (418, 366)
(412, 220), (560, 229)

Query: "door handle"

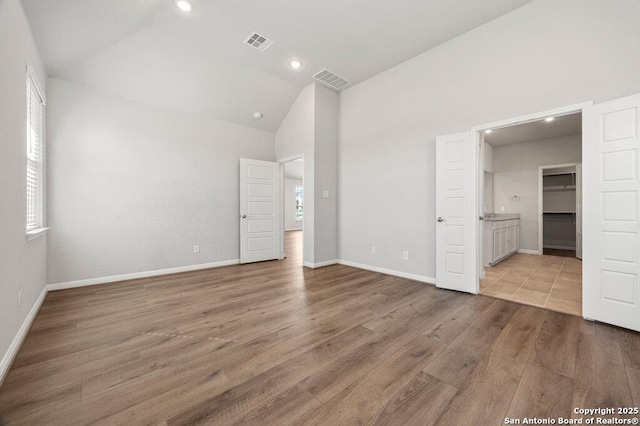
(437, 217), (445, 222)
(241, 214), (247, 219)
(479, 216), (485, 220)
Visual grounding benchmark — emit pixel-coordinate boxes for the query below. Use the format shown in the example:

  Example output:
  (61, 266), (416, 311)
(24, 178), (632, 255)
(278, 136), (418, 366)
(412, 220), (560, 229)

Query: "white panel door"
(576, 163), (583, 260)
(584, 94), (640, 332)
(436, 131), (477, 294)
(240, 158), (280, 264)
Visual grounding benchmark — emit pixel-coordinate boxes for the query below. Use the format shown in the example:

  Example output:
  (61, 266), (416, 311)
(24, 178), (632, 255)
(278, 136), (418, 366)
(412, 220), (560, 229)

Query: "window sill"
(26, 227), (49, 241)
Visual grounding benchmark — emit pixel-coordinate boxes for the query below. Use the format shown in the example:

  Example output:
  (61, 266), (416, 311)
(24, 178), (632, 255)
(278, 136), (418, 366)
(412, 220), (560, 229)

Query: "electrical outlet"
(18, 288), (22, 307)
(500, 206), (505, 212)
(370, 245), (376, 255)
(193, 245), (200, 254)
(322, 190), (329, 198)
(403, 251), (409, 260)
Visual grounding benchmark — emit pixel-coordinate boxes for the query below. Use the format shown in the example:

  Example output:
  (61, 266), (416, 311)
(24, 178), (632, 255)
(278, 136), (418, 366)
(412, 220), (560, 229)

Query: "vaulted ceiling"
(23, 0), (533, 132)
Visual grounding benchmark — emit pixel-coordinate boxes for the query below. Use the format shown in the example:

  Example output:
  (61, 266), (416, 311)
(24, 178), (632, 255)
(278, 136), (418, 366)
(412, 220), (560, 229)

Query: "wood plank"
(164, 325), (375, 425)
(529, 310), (580, 378)
(297, 321), (421, 403)
(231, 385), (322, 426)
(423, 298), (519, 388)
(298, 334), (448, 425)
(619, 329), (640, 370)
(422, 295), (496, 344)
(505, 363), (574, 421)
(571, 332), (634, 420)
(434, 305), (545, 426)
(80, 335), (231, 399)
(94, 370), (232, 426)
(627, 367), (640, 407)
(369, 372), (457, 426)
(0, 382), (81, 424)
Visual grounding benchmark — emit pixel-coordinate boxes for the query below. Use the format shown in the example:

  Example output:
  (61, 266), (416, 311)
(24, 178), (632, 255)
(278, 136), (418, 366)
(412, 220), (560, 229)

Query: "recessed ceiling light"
(253, 112), (263, 120)
(545, 117), (555, 122)
(289, 60), (302, 69)
(175, 0), (193, 12)
(485, 129), (493, 134)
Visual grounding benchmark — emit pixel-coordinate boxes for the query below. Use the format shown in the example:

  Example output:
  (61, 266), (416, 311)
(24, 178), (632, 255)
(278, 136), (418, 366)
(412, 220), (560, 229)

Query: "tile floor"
(480, 253), (582, 316)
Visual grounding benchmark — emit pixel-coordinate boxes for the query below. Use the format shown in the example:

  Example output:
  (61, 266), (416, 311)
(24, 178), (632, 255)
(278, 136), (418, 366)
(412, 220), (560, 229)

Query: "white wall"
(275, 83), (339, 266)
(483, 140), (494, 214)
(46, 79), (274, 284)
(339, 0), (640, 279)
(493, 135), (582, 251)
(0, 0), (48, 377)
(483, 142), (493, 174)
(275, 84), (315, 264)
(483, 172), (494, 215)
(313, 85), (339, 264)
(284, 178), (303, 230)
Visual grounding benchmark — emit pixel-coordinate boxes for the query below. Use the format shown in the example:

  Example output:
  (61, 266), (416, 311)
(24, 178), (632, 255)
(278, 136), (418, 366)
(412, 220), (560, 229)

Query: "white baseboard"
(0, 286), (48, 386)
(337, 259), (435, 284)
(303, 259), (338, 269)
(47, 259), (240, 291)
(518, 249), (542, 255)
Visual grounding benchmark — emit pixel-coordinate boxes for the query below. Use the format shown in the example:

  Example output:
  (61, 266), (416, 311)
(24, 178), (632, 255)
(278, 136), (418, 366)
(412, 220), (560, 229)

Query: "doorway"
(280, 156), (304, 267)
(437, 94), (640, 332)
(538, 163), (581, 258)
(478, 112), (583, 316)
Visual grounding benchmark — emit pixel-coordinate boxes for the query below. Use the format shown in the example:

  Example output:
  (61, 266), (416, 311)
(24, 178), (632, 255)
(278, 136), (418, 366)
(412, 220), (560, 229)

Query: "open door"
(575, 163), (582, 260)
(435, 131), (478, 294)
(583, 93), (640, 332)
(240, 158), (281, 264)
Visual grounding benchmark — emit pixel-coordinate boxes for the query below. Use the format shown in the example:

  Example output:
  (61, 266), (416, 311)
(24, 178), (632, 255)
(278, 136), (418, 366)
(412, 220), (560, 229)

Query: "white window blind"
(26, 71), (44, 232)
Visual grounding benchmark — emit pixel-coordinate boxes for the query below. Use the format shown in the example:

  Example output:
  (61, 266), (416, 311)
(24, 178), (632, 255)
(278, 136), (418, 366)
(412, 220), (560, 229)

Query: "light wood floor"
(481, 253), (582, 316)
(1, 231), (639, 425)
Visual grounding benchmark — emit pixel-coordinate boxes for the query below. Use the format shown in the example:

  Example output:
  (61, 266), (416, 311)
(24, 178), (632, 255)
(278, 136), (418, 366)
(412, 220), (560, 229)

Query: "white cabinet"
(484, 219), (520, 266)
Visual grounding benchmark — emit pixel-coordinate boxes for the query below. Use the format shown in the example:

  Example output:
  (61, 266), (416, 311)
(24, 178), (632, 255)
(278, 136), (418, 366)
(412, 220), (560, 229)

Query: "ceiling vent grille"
(312, 68), (351, 91)
(244, 31), (273, 52)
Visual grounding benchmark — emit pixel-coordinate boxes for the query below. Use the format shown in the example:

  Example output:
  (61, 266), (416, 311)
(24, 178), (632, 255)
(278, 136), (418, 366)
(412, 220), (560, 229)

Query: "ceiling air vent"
(312, 68), (351, 91)
(244, 31), (273, 52)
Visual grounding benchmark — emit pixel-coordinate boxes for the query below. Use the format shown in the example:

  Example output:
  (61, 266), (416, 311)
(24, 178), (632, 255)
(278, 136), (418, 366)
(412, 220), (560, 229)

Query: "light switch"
(322, 190), (329, 198)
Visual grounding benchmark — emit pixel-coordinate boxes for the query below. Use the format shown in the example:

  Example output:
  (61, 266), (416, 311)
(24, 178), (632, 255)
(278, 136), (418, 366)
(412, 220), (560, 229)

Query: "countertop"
(484, 214), (520, 221)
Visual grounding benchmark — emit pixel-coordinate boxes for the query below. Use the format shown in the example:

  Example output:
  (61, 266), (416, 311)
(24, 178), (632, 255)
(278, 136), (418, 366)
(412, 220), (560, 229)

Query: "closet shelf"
(543, 211), (576, 214)
(543, 185), (576, 191)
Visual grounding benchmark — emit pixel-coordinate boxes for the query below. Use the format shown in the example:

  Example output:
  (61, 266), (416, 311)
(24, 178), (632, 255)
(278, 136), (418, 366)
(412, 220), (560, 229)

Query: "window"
(26, 67), (45, 233)
(295, 185), (303, 220)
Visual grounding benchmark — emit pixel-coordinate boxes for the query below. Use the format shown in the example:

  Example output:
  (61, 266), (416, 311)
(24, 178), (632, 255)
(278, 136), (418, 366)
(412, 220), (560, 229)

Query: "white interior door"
(436, 131), (477, 294)
(240, 158), (280, 264)
(584, 93), (640, 332)
(575, 163), (583, 260)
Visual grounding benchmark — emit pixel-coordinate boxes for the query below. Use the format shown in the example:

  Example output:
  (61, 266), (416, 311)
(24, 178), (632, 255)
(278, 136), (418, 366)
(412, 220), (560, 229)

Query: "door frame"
(471, 101), (592, 296)
(277, 154), (304, 262)
(537, 163), (579, 255)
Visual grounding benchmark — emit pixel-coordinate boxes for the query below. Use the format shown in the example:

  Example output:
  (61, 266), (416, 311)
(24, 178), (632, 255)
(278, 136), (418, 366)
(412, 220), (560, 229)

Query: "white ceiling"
(284, 159), (303, 180)
(23, 0), (533, 132)
(485, 113), (582, 147)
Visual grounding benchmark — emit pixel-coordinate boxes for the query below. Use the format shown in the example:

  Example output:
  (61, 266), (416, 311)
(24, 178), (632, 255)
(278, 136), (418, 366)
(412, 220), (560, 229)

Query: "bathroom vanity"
(483, 214), (520, 266)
